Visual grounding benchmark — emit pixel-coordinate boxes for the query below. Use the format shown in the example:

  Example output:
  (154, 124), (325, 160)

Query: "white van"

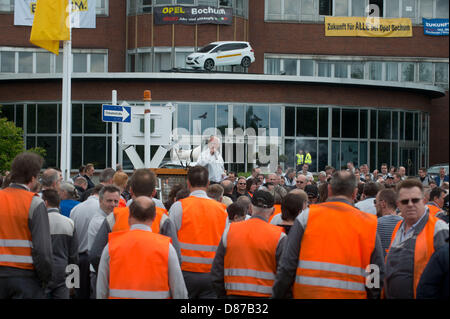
(186, 41), (255, 71)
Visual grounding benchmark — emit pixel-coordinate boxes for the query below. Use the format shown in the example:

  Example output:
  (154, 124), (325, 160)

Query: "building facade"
(0, 0), (448, 175)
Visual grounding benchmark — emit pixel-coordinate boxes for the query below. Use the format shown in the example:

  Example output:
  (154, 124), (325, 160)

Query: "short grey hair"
(74, 176), (87, 186)
(40, 168), (59, 187)
(99, 168), (116, 183)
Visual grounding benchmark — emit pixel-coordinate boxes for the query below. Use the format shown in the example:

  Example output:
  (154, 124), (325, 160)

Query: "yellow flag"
(30, 0), (70, 55)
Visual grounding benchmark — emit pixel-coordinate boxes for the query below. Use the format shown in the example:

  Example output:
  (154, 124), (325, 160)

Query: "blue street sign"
(102, 104), (131, 123)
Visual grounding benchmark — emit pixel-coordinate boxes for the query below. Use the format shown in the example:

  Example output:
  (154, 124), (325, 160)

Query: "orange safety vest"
(0, 187), (36, 270)
(387, 213), (438, 298)
(293, 202), (377, 299)
(108, 229), (171, 299)
(112, 205), (168, 234)
(426, 204), (441, 218)
(268, 204), (282, 223)
(224, 218), (283, 297)
(178, 196), (228, 273)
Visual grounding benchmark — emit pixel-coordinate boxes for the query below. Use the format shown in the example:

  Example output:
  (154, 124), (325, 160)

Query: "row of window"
(285, 107), (425, 141)
(1, 47), (447, 91)
(0, 48), (108, 73)
(2, 102), (422, 141)
(265, 55), (449, 89)
(265, 0), (449, 23)
(0, 0), (109, 15)
(127, 0), (249, 17)
(0, 102), (427, 172)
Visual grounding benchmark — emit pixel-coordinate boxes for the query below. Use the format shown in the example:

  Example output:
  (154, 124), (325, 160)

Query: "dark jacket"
(230, 188), (251, 202)
(47, 208), (79, 290)
(417, 241), (449, 299)
(83, 175), (95, 190)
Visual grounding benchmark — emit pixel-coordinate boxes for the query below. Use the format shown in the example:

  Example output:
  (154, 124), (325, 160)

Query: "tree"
(0, 117), (24, 173)
(0, 110), (46, 173)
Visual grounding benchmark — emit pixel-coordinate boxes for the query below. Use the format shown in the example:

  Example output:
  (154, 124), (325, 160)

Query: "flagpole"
(61, 0), (72, 181)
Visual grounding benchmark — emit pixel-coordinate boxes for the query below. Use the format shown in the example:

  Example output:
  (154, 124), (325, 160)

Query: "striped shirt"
(377, 215), (403, 257)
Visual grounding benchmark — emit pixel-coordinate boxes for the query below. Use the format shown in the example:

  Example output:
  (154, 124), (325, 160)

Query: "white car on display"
(186, 41), (255, 71)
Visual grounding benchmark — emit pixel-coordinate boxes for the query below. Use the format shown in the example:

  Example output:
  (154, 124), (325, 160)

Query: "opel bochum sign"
(154, 5), (233, 25)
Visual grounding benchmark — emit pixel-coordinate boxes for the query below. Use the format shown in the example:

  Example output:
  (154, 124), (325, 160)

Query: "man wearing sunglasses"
(295, 175), (307, 190)
(384, 179), (449, 299)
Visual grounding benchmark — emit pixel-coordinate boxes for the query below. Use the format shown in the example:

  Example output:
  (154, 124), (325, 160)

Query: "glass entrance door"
(400, 147), (419, 177)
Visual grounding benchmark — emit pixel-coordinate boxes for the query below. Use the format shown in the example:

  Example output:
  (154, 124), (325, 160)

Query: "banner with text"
(423, 18), (449, 36)
(325, 16), (412, 37)
(14, 0), (96, 28)
(154, 5), (233, 25)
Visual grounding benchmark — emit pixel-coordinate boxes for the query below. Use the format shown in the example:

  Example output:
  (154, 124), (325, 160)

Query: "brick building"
(0, 0), (448, 176)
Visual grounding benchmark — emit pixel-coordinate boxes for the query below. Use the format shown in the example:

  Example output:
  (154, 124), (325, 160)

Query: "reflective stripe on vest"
(224, 283), (273, 295)
(178, 196), (228, 273)
(179, 242), (218, 252)
(225, 268), (276, 280)
(0, 188), (36, 270)
(295, 275), (366, 292)
(296, 261), (367, 292)
(298, 260), (366, 277)
(181, 255), (214, 264)
(0, 239), (34, 264)
(109, 289), (170, 299)
(0, 239), (33, 248)
(293, 202), (377, 299)
(0, 254), (34, 264)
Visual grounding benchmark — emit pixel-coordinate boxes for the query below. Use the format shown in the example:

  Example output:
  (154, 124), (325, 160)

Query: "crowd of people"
(0, 150), (449, 299)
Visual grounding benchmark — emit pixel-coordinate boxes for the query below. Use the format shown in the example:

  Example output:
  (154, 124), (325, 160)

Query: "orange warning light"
(143, 90), (152, 101)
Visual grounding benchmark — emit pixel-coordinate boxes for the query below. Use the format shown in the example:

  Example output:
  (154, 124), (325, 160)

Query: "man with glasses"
(295, 175), (307, 190)
(384, 179), (449, 299)
(232, 177), (251, 202)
